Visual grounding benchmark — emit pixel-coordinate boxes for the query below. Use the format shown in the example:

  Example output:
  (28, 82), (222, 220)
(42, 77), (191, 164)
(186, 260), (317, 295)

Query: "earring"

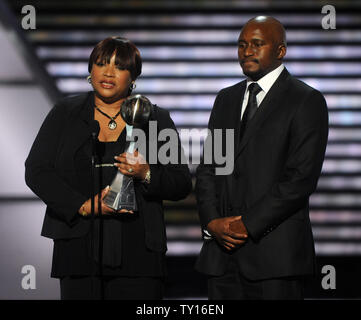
(130, 82), (136, 90)
(87, 76), (92, 84)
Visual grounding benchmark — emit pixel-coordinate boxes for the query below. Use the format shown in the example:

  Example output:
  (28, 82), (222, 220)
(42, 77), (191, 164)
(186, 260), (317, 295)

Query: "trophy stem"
(126, 124), (135, 153)
(103, 94), (153, 211)
(103, 124), (137, 211)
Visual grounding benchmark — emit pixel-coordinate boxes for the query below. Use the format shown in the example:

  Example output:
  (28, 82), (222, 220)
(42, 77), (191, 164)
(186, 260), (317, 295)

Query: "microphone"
(90, 120), (100, 140)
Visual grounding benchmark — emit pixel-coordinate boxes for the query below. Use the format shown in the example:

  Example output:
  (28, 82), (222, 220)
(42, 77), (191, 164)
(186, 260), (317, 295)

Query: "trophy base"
(103, 189), (138, 212)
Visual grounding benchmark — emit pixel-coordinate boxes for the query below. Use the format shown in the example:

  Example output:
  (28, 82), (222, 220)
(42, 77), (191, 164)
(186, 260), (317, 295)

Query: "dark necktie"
(239, 82), (262, 140)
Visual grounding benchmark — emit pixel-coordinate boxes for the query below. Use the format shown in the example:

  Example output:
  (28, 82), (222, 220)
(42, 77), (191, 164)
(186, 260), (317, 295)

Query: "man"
(195, 16), (329, 299)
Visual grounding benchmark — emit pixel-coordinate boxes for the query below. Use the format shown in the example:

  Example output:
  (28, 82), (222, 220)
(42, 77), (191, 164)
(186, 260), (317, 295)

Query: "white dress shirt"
(241, 64), (285, 120)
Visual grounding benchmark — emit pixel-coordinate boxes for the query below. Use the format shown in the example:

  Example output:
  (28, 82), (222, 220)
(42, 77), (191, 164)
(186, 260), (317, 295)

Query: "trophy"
(103, 94), (153, 211)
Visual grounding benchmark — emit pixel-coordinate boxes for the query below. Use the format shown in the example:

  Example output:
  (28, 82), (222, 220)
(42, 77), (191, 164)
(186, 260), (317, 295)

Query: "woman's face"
(91, 53), (132, 103)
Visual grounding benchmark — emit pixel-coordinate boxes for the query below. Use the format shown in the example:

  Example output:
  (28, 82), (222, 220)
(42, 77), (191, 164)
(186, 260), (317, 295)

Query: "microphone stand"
(90, 120), (105, 300)
(98, 165), (104, 300)
(90, 128), (97, 300)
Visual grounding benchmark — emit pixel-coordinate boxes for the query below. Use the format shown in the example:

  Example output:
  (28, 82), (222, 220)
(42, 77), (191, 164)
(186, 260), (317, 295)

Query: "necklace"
(95, 105), (121, 130)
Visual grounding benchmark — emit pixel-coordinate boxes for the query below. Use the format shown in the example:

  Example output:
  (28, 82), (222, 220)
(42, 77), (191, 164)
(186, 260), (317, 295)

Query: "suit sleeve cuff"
(199, 205), (220, 230)
(242, 214), (275, 243)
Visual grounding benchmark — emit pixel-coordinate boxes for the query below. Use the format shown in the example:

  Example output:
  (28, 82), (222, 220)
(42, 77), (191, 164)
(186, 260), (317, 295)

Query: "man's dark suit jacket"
(195, 68), (329, 280)
(25, 92), (192, 254)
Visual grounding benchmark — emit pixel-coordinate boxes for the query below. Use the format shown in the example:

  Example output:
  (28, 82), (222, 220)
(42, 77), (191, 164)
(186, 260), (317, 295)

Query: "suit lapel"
(235, 68), (291, 160)
(217, 81), (246, 144)
(66, 92), (95, 158)
(232, 82), (247, 147)
(223, 81), (246, 213)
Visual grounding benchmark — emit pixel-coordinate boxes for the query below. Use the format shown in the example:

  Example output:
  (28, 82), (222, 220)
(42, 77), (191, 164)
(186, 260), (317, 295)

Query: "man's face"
(238, 23), (283, 80)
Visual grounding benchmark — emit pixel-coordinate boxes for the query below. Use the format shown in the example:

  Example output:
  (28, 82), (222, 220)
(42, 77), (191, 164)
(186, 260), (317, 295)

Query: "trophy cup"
(103, 94), (153, 211)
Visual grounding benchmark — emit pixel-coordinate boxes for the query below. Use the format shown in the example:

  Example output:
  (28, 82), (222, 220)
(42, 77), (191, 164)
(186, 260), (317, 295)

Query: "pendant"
(108, 120), (117, 130)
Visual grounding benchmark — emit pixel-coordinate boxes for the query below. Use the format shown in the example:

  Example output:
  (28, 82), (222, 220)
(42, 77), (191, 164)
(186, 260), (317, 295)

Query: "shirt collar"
(246, 64), (284, 94)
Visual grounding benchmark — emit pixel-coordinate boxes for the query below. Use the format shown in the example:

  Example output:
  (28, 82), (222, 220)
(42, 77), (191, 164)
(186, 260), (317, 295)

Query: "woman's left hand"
(114, 150), (150, 180)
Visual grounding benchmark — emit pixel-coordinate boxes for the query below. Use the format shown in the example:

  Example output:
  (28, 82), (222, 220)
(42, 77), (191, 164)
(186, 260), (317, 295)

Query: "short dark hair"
(88, 37), (142, 80)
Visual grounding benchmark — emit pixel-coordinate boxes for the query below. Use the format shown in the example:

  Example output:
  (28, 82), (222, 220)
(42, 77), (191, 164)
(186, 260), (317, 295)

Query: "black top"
(25, 92), (192, 276)
(51, 129), (165, 278)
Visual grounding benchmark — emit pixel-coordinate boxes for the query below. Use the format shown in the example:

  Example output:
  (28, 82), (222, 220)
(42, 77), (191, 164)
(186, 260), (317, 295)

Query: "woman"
(25, 37), (192, 300)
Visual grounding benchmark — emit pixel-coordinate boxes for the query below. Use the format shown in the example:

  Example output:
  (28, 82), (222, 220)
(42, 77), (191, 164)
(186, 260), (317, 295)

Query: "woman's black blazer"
(25, 92), (192, 253)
